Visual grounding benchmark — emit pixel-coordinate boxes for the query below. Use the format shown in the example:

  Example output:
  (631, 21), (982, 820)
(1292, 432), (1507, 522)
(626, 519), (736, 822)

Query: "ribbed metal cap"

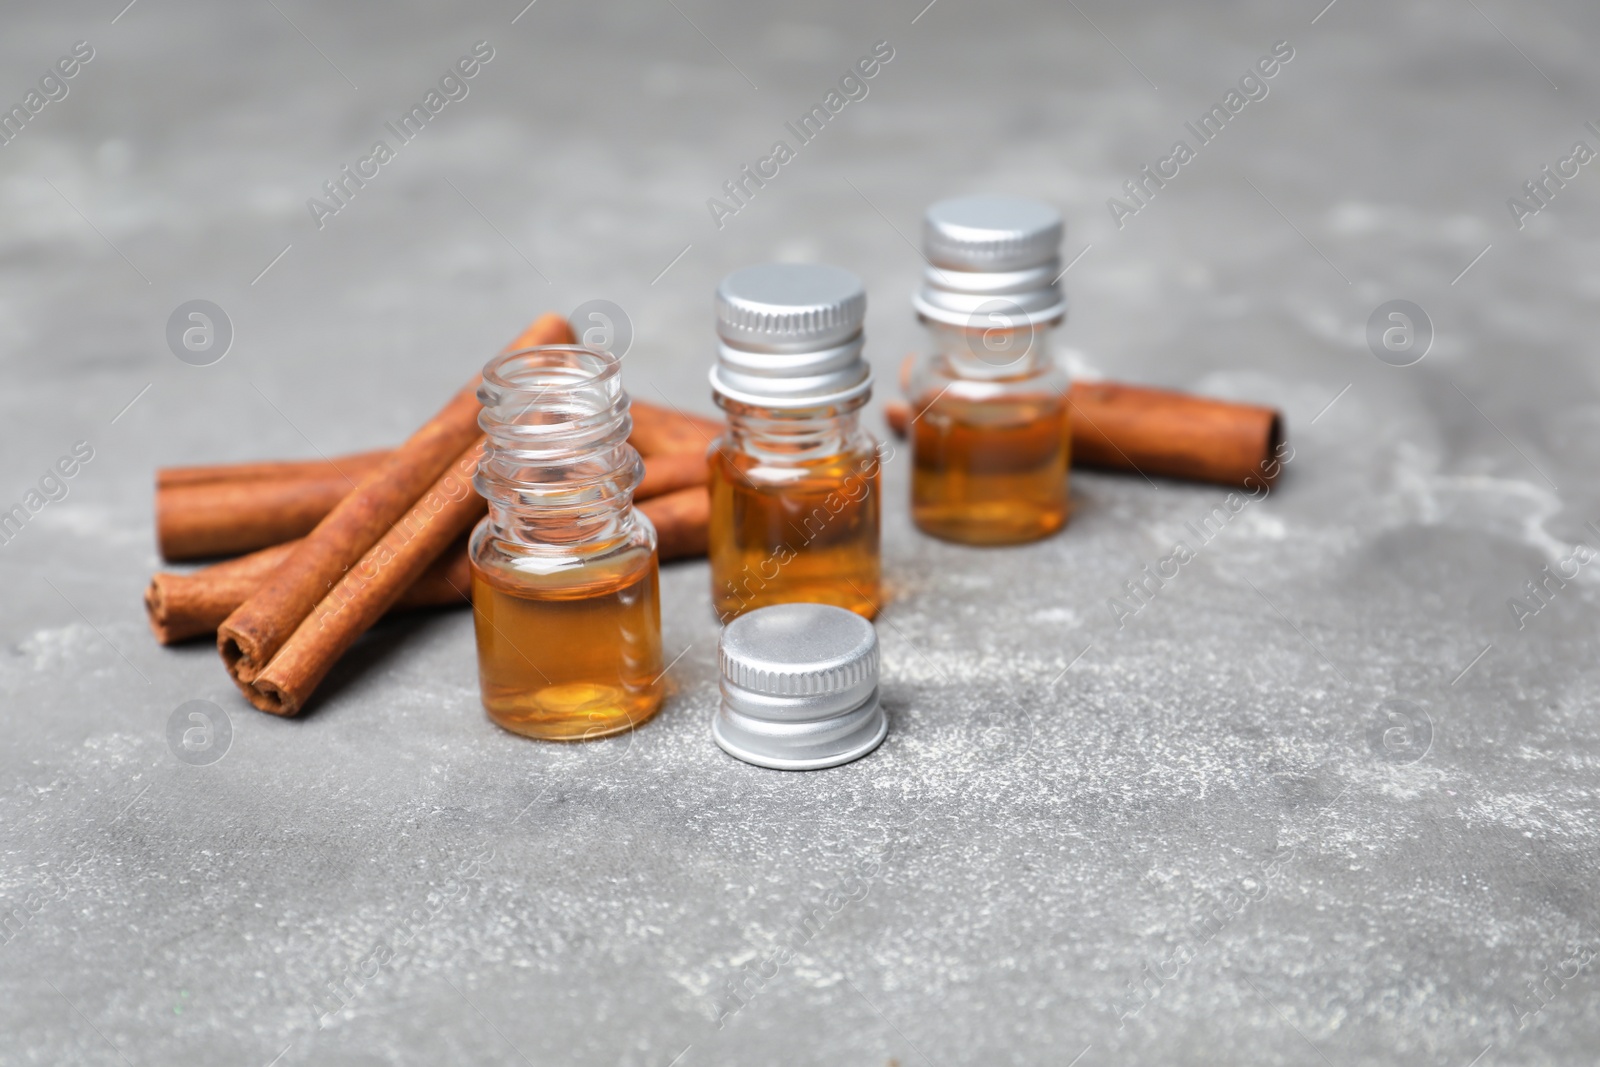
(711, 264), (873, 408)
(923, 195), (1063, 271)
(714, 603), (886, 770)
(716, 264), (865, 350)
(914, 196), (1066, 329)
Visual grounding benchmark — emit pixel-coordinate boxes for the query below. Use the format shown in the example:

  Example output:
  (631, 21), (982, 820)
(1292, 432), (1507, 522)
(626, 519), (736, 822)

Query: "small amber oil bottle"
(470, 344), (664, 740)
(708, 263), (881, 621)
(908, 195), (1071, 545)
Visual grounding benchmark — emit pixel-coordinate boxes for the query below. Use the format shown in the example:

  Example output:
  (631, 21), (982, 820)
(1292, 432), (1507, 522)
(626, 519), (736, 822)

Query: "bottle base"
(714, 582), (879, 622)
(483, 683), (663, 741)
(912, 506), (1067, 546)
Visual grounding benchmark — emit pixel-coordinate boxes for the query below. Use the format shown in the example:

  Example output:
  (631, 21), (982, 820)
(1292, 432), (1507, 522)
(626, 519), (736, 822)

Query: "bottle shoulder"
(914, 318), (1069, 394)
(910, 357), (1069, 403)
(713, 427), (879, 459)
(469, 513), (657, 595)
(712, 434), (880, 489)
(713, 407), (878, 474)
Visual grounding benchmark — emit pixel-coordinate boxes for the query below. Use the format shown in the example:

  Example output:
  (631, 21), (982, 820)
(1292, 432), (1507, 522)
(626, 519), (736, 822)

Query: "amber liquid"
(911, 393), (1070, 545)
(709, 446), (880, 620)
(471, 554), (664, 740)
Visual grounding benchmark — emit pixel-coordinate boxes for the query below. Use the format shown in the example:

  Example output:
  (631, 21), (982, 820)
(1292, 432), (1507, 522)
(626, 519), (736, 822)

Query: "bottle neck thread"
(924, 318), (1059, 381)
(475, 345), (643, 549)
(717, 395), (867, 463)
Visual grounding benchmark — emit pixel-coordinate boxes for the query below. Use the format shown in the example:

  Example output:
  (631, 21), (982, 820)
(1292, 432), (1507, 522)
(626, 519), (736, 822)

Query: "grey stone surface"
(2, 0), (1599, 1063)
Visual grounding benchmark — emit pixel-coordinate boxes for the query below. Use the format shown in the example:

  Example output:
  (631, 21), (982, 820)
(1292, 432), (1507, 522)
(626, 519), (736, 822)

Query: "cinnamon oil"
(709, 445), (880, 620)
(471, 554), (663, 740)
(911, 392), (1069, 545)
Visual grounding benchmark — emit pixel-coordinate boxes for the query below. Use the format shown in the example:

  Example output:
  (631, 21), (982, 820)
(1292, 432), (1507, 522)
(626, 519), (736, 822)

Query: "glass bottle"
(708, 263), (881, 621)
(908, 195), (1071, 545)
(470, 344), (664, 740)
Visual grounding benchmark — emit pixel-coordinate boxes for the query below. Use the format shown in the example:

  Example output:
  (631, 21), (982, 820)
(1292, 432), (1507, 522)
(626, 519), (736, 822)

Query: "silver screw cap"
(710, 264), (873, 408)
(714, 603), (887, 771)
(913, 195), (1067, 328)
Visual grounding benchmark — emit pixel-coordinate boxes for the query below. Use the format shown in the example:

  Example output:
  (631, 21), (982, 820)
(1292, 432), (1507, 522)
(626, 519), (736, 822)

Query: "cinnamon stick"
(146, 538), (471, 645)
(160, 449), (707, 562)
(637, 449), (708, 499)
(1067, 381), (1283, 487)
(146, 477), (713, 646)
(629, 400), (722, 455)
(884, 383), (1285, 488)
(640, 485), (709, 561)
(244, 439), (488, 715)
(158, 472), (367, 561)
(217, 313), (574, 691)
(885, 402), (910, 438)
(153, 481), (710, 654)
(157, 449), (390, 490)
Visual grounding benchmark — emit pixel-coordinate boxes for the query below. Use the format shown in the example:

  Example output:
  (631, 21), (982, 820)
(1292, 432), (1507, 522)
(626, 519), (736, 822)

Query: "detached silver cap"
(714, 603), (887, 771)
(711, 264), (873, 408)
(913, 195), (1067, 328)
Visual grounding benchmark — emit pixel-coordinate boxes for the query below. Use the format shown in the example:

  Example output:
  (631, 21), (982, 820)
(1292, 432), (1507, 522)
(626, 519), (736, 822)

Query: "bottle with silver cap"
(908, 195), (1072, 545)
(708, 263), (881, 621)
(713, 602), (886, 770)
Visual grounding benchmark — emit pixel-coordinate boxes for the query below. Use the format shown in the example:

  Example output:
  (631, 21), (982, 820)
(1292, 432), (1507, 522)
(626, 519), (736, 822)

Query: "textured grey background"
(2, 0), (1598, 1064)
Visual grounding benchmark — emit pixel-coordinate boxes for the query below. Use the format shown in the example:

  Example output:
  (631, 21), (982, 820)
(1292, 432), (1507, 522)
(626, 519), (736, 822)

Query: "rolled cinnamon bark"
(885, 401), (910, 438)
(636, 449), (709, 499)
(1067, 381), (1284, 488)
(383, 535), (472, 605)
(164, 316), (575, 558)
(217, 396), (478, 685)
(217, 312), (574, 690)
(243, 439), (488, 715)
(146, 538), (471, 645)
(159, 472), (365, 561)
(161, 448), (708, 562)
(641, 485), (709, 562)
(630, 400), (723, 455)
(157, 449), (390, 490)
(503, 315), (584, 356)
(884, 384), (1285, 488)
(147, 482), (712, 647)
(152, 542), (299, 644)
